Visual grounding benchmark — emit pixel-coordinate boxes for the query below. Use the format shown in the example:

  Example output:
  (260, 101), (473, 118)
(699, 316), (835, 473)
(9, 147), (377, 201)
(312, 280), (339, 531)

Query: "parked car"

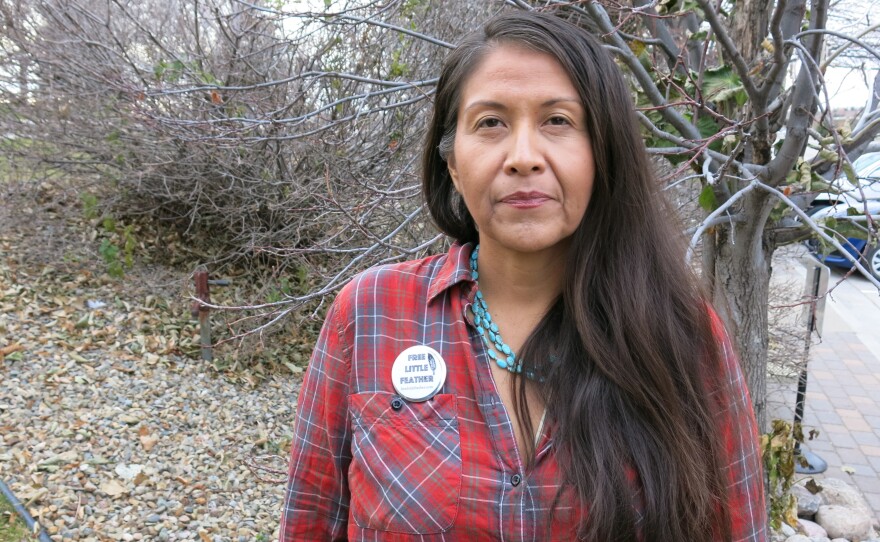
(805, 152), (880, 280)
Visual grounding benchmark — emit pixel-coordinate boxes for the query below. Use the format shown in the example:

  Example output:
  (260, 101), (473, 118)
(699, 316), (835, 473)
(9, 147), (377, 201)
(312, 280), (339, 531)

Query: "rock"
(830, 538), (849, 542)
(770, 531), (788, 542)
(784, 535), (811, 542)
(118, 413), (141, 424)
(797, 518), (827, 538)
(816, 505), (872, 541)
(816, 478), (873, 520)
(782, 523), (799, 537)
(793, 484), (823, 518)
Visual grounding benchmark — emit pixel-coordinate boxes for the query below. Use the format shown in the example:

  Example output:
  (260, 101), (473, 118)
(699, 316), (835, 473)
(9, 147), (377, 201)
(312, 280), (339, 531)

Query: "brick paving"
(769, 254), (880, 520)
(800, 332), (880, 516)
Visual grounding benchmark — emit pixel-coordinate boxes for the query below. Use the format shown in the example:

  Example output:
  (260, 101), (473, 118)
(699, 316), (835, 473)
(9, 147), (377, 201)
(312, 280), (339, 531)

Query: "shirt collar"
(427, 241), (476, 303)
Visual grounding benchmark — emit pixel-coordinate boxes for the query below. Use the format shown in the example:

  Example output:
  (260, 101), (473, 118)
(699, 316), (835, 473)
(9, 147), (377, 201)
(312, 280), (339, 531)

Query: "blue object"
(469, 245), (523, 374)
(813, 237), (867, 269)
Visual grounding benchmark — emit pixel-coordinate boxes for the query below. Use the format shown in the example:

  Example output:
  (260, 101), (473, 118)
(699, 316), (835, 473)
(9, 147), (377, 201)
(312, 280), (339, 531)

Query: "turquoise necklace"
(469, 244), (522, 374)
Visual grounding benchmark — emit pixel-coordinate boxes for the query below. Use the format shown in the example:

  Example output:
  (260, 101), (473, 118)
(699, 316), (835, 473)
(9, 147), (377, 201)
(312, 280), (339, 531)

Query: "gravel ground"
(0, 183), (300, 541)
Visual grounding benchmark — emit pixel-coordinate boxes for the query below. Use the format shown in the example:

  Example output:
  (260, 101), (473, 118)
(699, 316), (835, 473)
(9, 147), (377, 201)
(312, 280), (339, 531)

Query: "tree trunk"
(712, 192), (776, 432)
(729, 0), (772, 66)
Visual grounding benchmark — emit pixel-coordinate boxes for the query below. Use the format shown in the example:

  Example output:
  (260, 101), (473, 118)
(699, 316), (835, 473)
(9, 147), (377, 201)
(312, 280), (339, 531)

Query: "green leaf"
(80, 193), (99, 220)
(701, 66), (744, 103)
(698, 185), (718, 211)
(629, 39), (646, 57)
(198, 71), (218, 86)
(846, 207), (864, 217)
(695, 114), (720, 139)
(107, 260), (124, 278)
(809, 173), (841, 194)
(164, 60), (185, 83)
(153, 60), (167, 80)
(817, 148), (838, 162)
(695, 115), (724, 152)
(842, 160), (858, 186)
(99, 239), (120, 270)
(798, 159), (812, 188)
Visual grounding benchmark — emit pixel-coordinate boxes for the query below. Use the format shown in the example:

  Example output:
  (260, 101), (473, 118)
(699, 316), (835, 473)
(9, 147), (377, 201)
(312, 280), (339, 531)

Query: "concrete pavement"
(769, 249), (880, 519)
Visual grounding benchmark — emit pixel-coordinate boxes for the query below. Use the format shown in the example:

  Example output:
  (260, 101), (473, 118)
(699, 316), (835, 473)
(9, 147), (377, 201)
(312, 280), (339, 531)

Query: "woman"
(281, 11), (766, 542)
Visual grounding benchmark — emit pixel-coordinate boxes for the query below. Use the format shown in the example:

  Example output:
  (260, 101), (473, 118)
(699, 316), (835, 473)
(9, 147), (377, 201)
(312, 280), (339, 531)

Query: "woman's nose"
(504, 127), (545, 175)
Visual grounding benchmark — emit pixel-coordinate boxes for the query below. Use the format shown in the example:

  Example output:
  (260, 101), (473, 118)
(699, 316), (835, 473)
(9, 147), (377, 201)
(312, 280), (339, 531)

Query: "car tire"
(804, 205), (830, 254)
(865, 245), (880, 281)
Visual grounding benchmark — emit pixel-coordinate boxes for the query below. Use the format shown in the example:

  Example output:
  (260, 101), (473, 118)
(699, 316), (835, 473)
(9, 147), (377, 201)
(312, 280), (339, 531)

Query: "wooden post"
(191, 266), (212, 362)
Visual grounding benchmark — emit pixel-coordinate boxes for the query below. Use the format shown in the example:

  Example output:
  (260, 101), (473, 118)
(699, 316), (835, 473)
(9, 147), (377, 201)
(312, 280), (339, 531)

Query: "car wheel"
(803, 205), (830, 254)
(865, 245), (880, 281)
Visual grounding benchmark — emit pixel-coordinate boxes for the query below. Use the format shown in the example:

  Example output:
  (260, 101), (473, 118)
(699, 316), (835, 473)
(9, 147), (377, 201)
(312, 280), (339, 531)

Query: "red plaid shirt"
(280, 242), (767, 541)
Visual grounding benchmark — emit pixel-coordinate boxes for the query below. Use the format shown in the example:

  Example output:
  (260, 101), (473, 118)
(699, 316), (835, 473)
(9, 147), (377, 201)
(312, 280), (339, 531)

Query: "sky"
(826, 66), (878, 109)
(280, 0), (878, 110)
(823, 0), (879, 108)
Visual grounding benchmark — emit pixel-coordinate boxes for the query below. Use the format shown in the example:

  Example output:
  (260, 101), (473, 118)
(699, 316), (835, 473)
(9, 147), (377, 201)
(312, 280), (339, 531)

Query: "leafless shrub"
(0, 0), (495, 286)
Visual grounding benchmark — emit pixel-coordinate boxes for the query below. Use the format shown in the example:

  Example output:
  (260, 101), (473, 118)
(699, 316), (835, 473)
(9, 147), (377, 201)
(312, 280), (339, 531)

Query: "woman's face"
(447, 44), (595, 257)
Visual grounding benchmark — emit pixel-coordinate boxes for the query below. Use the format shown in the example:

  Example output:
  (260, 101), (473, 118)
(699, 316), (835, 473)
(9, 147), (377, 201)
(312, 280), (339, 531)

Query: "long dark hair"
(423, 11), (733, 542)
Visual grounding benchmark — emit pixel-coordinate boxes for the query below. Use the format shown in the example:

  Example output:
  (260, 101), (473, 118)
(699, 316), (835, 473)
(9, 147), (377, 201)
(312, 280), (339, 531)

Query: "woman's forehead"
(457, 45), (579, 110)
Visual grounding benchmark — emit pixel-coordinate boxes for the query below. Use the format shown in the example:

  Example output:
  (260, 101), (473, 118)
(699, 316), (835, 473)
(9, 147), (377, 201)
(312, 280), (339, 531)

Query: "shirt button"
(510, 474), (522, 487)
(390, 397), (404, 411)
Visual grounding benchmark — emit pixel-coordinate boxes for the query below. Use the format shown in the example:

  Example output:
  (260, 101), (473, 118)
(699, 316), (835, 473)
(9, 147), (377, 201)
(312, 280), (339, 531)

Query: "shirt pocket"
(348, 391), (461, 534)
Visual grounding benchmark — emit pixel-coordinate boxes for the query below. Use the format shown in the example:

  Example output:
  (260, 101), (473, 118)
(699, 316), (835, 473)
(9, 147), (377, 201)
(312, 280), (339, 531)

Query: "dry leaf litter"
(0, 183), (301, 541)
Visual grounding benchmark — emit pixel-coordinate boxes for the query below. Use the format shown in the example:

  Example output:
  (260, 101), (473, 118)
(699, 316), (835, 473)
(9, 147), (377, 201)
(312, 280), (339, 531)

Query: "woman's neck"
(474, 241), (567, 313)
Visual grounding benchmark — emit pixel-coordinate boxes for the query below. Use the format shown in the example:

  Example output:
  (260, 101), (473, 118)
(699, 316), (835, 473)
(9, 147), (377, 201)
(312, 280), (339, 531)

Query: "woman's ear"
(447, 154), (461, 193)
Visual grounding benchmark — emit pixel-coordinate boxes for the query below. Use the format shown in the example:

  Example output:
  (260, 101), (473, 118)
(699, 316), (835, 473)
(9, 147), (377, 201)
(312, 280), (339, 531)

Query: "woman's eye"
(547, 116), (570, 126)
(477, 118), (502, 129)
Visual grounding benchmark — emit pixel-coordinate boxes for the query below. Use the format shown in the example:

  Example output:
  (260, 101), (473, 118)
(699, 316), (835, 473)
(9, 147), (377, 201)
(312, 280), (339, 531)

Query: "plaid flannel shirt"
(280, 242), (767, 541)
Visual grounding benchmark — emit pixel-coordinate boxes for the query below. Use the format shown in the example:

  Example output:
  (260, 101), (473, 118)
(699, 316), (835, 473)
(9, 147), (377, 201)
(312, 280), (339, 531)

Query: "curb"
(0, 478), (53, 542)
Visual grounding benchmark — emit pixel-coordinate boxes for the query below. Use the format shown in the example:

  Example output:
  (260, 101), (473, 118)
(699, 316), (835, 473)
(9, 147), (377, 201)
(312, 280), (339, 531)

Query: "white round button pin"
(391, 345), (447, 402)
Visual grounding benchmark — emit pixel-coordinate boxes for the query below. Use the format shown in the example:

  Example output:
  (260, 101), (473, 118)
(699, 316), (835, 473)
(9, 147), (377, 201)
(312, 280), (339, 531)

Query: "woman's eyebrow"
(542, 97), (581, 107)
(462, 97), (581, 115)
(461, 100), (507, 115)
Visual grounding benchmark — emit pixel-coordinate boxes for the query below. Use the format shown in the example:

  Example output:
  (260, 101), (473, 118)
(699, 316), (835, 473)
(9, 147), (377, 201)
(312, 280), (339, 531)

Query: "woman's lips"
(500, 191), (552, 208)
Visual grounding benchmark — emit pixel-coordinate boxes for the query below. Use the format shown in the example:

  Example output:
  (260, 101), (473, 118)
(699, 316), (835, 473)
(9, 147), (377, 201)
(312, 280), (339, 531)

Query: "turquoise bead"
(469, 243), (538, 377)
